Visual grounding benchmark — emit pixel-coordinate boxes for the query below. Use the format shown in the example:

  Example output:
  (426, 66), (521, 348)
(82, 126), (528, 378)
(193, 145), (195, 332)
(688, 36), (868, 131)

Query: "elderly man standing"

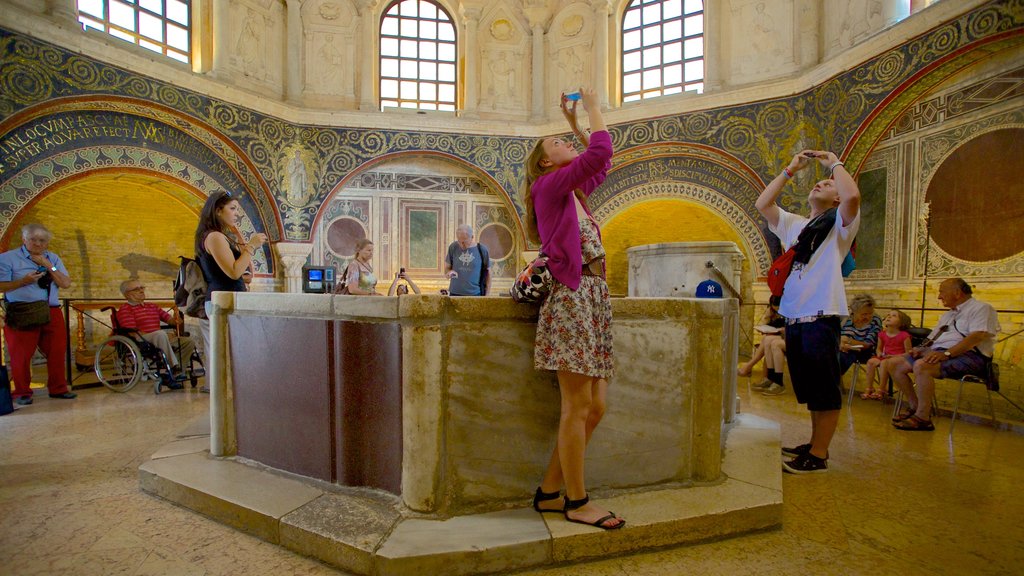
(444, 224), (490, 296)
(756, 149), (860, 474)
(883, 278), (999, 431)
(117, 279), (195, 389)
(0, 223), (76, 406)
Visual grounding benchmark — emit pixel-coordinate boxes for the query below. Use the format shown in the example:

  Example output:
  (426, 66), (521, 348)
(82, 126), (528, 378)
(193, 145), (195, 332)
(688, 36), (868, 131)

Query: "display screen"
(325, 268), (334, 281)
(308, 269), (323, 281)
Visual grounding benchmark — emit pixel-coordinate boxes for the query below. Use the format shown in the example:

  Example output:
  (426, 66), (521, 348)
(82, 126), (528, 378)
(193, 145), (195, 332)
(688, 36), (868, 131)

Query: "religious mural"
(0, 0), (1022, 284)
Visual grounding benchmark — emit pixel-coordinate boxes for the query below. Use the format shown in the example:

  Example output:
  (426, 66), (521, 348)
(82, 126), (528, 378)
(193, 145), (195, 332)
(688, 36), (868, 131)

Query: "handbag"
(766, 247), (796, 298)
(510, 255), (552, 304)
(3, 299), (51, 330)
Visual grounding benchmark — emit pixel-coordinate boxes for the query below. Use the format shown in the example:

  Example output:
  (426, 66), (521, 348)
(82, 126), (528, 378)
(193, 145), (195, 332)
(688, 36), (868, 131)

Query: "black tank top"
(199, 233), (246, 301)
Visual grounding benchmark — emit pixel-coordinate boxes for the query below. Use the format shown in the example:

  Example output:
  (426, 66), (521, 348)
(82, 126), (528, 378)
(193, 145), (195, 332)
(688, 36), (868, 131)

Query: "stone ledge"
(139, 414), (781, 575)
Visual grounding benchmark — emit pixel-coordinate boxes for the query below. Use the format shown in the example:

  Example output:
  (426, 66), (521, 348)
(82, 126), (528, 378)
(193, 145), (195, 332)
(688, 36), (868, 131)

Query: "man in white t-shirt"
(883, 278), (999, 431)
(756, 149), (860, 474)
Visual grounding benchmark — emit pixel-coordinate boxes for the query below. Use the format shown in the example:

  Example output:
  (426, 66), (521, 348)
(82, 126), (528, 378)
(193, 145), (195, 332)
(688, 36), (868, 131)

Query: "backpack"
(477, 244), (490, 296)
(174, 256), (208, 319)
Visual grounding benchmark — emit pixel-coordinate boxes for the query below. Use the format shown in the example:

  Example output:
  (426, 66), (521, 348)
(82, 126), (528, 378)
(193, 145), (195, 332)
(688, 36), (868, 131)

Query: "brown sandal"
(891, 408), (915, 422)
(893, 415), (934, 431)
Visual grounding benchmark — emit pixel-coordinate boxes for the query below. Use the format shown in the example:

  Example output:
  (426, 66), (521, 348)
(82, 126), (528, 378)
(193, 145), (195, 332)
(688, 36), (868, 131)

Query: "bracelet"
(782, 167), (793, 179)
(829, 161), (845, 175)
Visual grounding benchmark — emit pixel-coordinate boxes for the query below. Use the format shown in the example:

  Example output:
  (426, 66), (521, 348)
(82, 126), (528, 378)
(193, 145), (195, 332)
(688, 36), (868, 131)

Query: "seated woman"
(839, 294), (882, 374)
(740, 296), (786, 390)
(387, 269), (421, 296)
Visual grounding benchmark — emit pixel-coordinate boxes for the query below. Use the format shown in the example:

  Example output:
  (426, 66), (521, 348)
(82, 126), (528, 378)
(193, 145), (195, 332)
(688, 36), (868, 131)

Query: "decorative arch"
(592, 142), (772, 274)
(0, 97), (282, 274)
(842, 17), (1024, 171)
(311, 149), (525, 285)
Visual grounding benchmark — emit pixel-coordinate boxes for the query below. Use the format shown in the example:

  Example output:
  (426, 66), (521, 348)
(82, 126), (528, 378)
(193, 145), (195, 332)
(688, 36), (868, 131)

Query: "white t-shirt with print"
(769, 208), (860, 319)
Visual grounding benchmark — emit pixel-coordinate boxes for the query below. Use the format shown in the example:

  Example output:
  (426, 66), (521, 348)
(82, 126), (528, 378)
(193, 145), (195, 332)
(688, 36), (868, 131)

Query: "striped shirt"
(116, 302), (172, 334)
(841, 315), (883, 348)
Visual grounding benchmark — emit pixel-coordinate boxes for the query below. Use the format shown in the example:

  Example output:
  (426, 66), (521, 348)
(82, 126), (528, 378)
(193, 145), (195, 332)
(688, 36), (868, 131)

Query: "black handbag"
(3, 299), (51, 330)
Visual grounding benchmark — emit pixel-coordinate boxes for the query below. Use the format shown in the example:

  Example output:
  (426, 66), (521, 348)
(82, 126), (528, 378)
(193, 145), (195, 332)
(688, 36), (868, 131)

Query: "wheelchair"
(93, 306), (205, 394)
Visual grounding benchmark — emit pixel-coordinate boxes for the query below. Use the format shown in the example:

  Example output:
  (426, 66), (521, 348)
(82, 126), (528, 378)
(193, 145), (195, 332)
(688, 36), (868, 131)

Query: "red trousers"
(4, 306), (69, 398)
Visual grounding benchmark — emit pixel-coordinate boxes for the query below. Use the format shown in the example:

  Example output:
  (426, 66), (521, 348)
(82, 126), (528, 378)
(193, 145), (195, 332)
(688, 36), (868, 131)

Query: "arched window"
(76, 0), (191, 64)
(379, 0), (457, 111)
(621, 0), (703, 103)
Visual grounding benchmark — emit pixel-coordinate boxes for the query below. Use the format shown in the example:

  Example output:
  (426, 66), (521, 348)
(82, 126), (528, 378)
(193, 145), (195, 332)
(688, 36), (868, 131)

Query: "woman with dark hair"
(193, 191), (267, 391)
(522, 88), (623, 530)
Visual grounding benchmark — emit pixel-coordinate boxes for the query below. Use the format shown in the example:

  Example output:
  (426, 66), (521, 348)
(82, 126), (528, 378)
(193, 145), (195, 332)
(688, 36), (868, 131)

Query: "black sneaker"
(781, 443), (811, 458)
(782, 452), (828, 474)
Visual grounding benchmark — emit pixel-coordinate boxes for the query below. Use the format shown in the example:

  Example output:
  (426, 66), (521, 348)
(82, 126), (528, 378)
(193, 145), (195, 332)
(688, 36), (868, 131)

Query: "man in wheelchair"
(116, 279), (196, 390)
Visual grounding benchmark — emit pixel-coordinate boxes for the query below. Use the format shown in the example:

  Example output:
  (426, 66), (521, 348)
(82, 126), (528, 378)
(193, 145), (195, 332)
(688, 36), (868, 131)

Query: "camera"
(36, 266), (53, 289)
(400, 267), (405, 274)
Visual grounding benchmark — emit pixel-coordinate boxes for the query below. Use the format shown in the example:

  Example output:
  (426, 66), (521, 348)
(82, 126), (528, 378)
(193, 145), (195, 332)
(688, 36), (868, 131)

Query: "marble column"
(592, 0), (611, 108)
(356, 1), (378, 111)
(212, 0), (231, 79)
(525, 6), (548, 121)
(461, 7), (480, 117)
(46, 0), (77, 25)
(275, 242), (314, 293)
(703, 0), (723, 91)
(285, 0), (304, 103)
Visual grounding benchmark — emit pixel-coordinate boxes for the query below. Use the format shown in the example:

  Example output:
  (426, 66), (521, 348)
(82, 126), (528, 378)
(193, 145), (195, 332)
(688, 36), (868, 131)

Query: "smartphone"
(565, 92), (581, 101)
(400, 267), (405, 274)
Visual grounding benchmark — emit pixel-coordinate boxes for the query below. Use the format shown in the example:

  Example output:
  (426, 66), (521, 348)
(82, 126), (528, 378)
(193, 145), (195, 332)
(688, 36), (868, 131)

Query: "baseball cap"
(695, 279), (723, 299)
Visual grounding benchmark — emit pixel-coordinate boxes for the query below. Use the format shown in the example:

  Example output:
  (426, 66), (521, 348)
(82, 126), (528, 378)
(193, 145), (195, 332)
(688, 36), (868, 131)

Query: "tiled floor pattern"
(1, 376), (1022, 575)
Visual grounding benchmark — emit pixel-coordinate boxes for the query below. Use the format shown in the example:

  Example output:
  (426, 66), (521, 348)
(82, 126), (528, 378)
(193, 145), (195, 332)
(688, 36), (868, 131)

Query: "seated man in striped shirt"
(116, 279), (195, 385)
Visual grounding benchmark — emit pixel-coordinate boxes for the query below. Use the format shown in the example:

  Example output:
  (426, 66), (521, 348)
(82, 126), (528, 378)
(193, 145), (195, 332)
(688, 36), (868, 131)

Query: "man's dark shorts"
(907, 348), (987, 380)
(785, 316), (842, 411)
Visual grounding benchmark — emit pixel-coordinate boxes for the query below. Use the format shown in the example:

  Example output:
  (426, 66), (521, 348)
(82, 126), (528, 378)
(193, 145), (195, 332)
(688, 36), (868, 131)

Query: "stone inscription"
(0, 112), (239, 188)
(592, 156), (755, 211)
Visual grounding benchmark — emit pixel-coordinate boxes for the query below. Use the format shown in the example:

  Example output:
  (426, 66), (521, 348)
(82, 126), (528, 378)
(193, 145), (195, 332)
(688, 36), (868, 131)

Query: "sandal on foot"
(893, 415), (934, 431)
(868, 390), (885, 400)
(564, 494), (625, 530)
(532, 487), (564, 514)
(892, 408), (916, 422)
(860, 390), (876, 400)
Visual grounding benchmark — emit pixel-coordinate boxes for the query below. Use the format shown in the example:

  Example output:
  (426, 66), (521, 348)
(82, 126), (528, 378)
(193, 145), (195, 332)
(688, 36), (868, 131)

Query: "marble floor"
(1, 375), (1022, 576)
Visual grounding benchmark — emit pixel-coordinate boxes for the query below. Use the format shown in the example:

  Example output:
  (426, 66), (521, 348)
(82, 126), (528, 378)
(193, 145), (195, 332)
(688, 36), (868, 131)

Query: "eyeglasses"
(128, 286), (146, 292)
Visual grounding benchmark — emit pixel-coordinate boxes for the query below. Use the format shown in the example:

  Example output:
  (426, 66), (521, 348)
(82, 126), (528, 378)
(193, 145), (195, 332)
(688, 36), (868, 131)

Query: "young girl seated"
(860, 309), (912, 399)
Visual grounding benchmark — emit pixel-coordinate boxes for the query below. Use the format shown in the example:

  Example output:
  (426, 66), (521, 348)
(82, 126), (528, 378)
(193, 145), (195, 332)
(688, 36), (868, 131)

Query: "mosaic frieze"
(0, 0), (1021, 253)
(0, 145), (268, 272)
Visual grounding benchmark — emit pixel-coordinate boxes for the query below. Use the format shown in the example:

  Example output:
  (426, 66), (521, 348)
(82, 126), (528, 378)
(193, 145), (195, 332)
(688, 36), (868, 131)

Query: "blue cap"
(695, 279), (723, 299)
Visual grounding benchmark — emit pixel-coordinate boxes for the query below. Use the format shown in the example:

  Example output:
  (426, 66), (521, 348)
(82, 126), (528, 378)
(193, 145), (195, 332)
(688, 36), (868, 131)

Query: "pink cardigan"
(531, 130), (613, 290)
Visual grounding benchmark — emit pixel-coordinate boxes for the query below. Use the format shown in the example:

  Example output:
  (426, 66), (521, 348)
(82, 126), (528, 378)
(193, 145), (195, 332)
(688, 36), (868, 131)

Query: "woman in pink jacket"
(523, 88), (623, 530)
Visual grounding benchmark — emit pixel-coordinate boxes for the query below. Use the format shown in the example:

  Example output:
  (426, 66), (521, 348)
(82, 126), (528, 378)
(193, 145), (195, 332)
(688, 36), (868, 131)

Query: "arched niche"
(592, 143), (771, 275)
(310, 151), (522, 291)
(0, 98), (280, 277)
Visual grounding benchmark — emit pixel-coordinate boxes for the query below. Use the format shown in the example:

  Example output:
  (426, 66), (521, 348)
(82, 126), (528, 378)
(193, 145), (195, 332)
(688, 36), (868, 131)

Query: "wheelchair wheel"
(94, 335), (143, 392)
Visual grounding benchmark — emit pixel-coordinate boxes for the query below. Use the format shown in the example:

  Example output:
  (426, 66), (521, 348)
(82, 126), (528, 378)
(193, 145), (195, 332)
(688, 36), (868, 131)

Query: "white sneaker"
(761, 383), (786, 396)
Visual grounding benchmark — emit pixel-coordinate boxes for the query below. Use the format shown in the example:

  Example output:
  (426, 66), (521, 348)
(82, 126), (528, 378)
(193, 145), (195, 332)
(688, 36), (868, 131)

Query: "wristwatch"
(943, 351), (952, 357)
(49, 266), (57, 272)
